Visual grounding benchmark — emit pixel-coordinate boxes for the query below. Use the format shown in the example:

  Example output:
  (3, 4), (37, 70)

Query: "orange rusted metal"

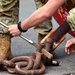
(53, 0), (75, 37)
(15, 62), (45, 75)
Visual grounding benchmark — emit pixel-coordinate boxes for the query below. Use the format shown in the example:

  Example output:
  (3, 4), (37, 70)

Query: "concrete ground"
(0, 0), (75, 75)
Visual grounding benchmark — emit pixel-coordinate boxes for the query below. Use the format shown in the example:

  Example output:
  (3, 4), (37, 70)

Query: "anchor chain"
(0, 50), (59, 75)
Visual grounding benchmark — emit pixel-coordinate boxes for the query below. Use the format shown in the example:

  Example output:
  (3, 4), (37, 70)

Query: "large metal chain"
(0, 51), (46, 75)
(0, 50), (59, 75)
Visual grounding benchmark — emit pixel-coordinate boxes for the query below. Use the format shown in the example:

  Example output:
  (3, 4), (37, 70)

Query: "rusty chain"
(0, 22), (60, 74)
(0, 50), (59, 75)
(0, 29), (61, 75)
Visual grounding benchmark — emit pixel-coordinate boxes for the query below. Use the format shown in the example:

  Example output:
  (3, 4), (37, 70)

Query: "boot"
(0, 34), (13, 60)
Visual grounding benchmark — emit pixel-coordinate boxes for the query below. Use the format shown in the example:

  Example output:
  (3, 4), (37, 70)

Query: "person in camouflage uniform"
(65, 8), (75, 55)
(34, 0), (53, 44)
(0, 0), (19, 59)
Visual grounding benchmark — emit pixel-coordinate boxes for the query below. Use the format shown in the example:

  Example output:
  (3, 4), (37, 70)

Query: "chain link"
(0, 50), (60, 75)
(0, 51), (46, 75)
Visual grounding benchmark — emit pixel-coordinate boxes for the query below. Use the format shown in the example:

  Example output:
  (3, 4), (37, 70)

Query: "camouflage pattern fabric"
(0, 0), (19, 34)
(34, 0), (52, 35)
(67, 8), (75, 32)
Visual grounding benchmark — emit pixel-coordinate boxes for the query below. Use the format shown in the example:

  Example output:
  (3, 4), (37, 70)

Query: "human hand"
(65, 38), (75, 55)
(8, 24), (21, 36)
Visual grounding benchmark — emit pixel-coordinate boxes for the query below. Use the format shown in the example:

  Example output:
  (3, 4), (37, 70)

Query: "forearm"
(21, 0), (66, 30)
(21, 7), (50, 30)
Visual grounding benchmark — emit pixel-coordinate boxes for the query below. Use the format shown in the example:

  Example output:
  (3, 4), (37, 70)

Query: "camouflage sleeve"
(67, 8), (75, 32)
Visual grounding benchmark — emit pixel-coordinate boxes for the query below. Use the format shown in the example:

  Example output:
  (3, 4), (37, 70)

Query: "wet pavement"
(0, 0), (75, 75)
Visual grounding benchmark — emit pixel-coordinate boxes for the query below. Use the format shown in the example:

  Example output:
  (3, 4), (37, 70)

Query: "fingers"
(7, 25), (21, 36)
(65, 40), (71, 55)
(65, 40), (72, 48)
(65, 40), (72, 55)
(8, 26), (15, 36)
(8, 25), (13, 32)
(65, 38), (74, 55)
(65, 47), (71, 55)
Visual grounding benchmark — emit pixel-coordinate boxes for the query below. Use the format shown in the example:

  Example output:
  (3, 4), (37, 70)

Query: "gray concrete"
(0, 0), (75, 75)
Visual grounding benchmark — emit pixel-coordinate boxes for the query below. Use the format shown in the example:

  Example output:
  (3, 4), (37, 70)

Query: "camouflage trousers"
(34, 0), (53, 35)
(0, 1), (19, 34)
(67, 8), (75, 32)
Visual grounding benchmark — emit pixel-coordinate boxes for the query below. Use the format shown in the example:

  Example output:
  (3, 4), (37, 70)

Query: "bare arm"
(21, 0), (67, 30)
(8, 0), (67, 36)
